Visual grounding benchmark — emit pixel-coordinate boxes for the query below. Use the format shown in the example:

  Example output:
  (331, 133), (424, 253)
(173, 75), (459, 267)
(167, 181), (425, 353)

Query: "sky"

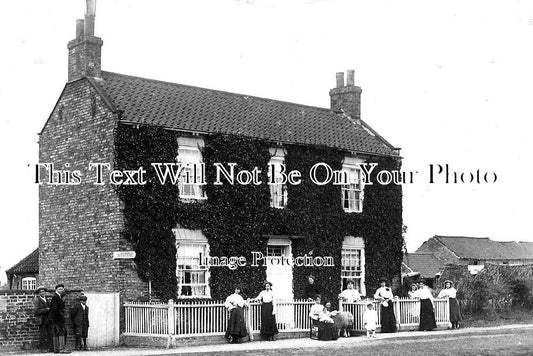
(1, 0), (532, 284)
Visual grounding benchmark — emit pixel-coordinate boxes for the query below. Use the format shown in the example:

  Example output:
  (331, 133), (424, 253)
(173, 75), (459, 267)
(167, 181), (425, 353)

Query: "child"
(363, 303), (378, 338)
(70, 295), (90, 350)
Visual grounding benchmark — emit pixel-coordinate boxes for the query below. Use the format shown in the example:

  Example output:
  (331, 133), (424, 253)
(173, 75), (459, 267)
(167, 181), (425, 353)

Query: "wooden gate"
(84, 292), (120, 347)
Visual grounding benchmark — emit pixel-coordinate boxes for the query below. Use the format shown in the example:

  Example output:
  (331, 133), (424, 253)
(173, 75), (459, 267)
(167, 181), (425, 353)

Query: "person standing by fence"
(414, 280), (437, 331)
(438, 280), (462, 329)
(251, 281), (278, 341)
(338, 280), (362, 303)
(374, 278), (397, 333)
(224, 286), (248, 343)
(34, 286), (53, 352)
(305, 275), (320, 301)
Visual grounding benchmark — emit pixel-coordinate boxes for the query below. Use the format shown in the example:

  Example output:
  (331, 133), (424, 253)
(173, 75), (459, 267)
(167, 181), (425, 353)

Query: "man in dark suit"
(34, 286), (53, 352)
(70, 295), (90, 351)
(49, 284), (70, 354)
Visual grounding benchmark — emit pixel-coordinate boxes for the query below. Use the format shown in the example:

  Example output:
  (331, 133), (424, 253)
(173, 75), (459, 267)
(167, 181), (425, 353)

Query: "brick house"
(5, 249), (39, 290)
(415, 235), (533, 275)
(38, 1), (403, 303)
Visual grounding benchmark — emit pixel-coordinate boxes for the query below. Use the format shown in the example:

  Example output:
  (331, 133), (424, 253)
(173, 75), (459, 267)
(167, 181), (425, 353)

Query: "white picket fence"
(124, 298), (450, 336)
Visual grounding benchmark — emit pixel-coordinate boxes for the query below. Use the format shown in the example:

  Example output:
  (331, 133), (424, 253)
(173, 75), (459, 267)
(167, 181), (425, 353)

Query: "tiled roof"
(5, 248), (39, 276)
(434, 236), (533, 260)
(403, 253), (444, 278)
(92, 72), (397, 156)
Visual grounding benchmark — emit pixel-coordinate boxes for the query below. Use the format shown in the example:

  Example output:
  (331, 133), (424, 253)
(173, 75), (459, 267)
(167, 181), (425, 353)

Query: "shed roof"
(5, 248), (39, 276)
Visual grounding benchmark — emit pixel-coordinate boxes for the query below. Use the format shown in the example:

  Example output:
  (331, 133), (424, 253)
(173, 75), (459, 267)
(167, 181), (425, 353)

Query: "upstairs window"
(174, 227), (210, 298)
(268, 148), (287, 209)
(341, 157), (364, 213)
(177, 137), (205, 200)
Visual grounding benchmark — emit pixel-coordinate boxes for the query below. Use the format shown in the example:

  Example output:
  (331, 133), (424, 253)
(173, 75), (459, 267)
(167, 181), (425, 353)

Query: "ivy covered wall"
(114, 123), (403, 303)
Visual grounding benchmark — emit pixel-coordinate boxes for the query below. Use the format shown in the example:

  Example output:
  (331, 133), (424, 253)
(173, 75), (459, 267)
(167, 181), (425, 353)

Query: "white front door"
(265, 238), (293, 300)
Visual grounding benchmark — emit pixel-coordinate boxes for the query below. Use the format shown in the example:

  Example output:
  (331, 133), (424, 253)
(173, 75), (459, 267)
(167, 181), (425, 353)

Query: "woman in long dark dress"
(224, 286), (248, 343)
(374, 279), (397, 333)
(438, 280), (462, 329)
(252, 281), (278, 340)
(309, 295), (338, 341)
(414, 280), (437, 331)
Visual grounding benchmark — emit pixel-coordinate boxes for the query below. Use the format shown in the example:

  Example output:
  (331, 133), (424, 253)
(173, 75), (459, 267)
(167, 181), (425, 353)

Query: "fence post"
(246, 302), (254, 341)
(168, 299), (175, 335)
(446, 298), (450, 327)
(394, 298), (401, 331)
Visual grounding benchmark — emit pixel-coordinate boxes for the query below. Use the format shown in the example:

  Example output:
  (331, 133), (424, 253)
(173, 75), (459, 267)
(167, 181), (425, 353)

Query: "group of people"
(307, 276), (463, 341)
(224, 282), (279, 343)
(34, 284), (90, 353)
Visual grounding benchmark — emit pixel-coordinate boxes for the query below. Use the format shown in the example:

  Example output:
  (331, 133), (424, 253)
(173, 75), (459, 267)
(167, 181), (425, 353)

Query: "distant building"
(5, 249), (39, 290)
(413, 235), (533, 275)
(401, 252), (444, 288)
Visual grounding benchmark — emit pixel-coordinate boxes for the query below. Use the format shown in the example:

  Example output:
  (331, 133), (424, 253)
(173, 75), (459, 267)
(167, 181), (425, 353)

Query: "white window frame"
(177, 137), (206, 200)
(22, 277), (36, 290)
(174, 227), (211, 298)
(268, 148), (288, 209)
(341, 236), (365, 296)
(341, 157), (364, 213)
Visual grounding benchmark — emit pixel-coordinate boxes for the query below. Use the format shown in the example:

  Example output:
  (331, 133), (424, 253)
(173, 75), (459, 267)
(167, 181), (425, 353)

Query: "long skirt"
(449, 298), (462, 323)
(225, 307), (248, 340)
(318, 322), (338, 341)
(260, 302), (278, 336)
(419, 299), (437, 331)
(380, 303), (397, 333)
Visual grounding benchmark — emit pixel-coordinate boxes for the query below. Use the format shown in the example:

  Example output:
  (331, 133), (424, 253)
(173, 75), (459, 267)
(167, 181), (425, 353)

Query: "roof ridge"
(5, 248), (39, 274)
(101, 71), (337, 114)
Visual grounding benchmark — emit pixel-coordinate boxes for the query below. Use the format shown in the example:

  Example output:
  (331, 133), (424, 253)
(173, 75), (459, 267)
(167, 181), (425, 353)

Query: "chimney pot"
(336, 72), (344, 88)
(76, 19), (85, 38)
(86, 0), (96, 16)
(84, 0), (96, 36)
(346, 70), (355, 86)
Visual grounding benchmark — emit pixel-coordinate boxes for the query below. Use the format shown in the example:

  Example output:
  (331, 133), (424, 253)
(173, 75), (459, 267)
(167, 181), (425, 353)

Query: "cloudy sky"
(1, 0), (532, 283)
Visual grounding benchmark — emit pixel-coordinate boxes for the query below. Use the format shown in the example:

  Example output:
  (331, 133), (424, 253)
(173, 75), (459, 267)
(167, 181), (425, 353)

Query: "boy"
(70, 295), (90, 350)
(363, 303), (378, 338)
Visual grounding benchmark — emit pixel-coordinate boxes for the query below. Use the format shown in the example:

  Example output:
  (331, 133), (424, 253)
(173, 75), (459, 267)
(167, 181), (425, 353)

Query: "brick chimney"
(329, 70), (362, 119)
(67, 0), (103, 81)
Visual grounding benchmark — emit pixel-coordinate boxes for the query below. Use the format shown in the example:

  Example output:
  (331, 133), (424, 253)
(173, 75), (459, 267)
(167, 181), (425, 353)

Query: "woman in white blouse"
(224, 286), (248, 343)
(252, 281), (278, 340)
(338, 280), (362, 303)
(373, 279), (397, 333)
(438, 280), (462, 329)
(413, 280), (437, 331)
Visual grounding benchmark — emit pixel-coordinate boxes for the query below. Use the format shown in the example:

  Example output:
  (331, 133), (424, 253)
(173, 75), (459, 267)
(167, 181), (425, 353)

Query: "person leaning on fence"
(437, 280), (463, 329)
(224, 285), (248, 343)
(251, 281), (278, 341)
(413, 280), (437, 331)
(338, 280), (362, 303)
(70, 295), (90, 351)
(50, 284), (71, 354)
(34, 286), (53, 352)
(374, 278), (397, 333)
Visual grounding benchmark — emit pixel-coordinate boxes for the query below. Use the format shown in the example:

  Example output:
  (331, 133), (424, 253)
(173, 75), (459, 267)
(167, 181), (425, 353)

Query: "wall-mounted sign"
(113, 251), (136, 260)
